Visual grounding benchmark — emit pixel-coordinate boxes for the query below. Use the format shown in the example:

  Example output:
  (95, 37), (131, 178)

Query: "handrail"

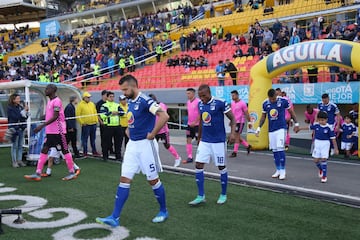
(63, 40), (180, 85)
(74, 61), (356, 90)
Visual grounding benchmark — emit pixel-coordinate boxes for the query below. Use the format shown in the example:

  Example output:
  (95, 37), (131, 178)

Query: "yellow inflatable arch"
(248, 39), (360, 157)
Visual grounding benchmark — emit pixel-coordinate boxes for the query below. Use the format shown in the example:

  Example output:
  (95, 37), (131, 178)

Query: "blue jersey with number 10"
(127, 92), (157, 141)
(199, 97), (231, 143)
(262, 96), (290, 132)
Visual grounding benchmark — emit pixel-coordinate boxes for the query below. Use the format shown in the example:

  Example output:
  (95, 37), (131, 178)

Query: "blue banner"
(211, 82), (359, 104)
(40, 20), (60, 38)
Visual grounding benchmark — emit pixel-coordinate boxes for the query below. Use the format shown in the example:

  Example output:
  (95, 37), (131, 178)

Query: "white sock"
(46, 168), (52, 175)
(74, 163), (79, 170)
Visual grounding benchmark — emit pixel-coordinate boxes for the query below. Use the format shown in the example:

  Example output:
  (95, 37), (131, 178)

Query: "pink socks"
(64, 153), (75, 173)
(241, 139), (249, 147)
(36, 153), (48, 174)
(233, 143), (239, 153)
(186, 144), (192, 158)
(168, 145), (180, 159)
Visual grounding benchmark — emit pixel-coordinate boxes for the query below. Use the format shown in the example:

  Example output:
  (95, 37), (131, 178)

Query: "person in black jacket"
(224, 59), (238, 85)
(7, 93), (29, 168)
(64, 96), (80, 158)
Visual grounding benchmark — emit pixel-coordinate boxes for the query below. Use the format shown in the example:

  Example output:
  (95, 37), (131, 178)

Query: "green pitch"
(1, 148), (360, 240)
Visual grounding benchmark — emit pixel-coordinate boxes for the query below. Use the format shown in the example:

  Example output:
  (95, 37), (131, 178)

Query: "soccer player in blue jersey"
(255, 88), (299, 180)
(318, 93), (342, 155)
(298, 111), (339, 183)
(96, 75), (169, 227)
(189, 84), (236, 205)
(349, 103), (358, 156)
(340, 115), (357, 159)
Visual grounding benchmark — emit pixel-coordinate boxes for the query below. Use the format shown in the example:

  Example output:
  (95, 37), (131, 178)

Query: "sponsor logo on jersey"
(269, 109), (278, 118)
(127, 112), (134, 125)
(202, 112), (212, 124)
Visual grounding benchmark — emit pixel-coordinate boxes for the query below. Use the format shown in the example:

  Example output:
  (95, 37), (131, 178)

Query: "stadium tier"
(1, 0), (359, 88)
(170, 0), (343, 40)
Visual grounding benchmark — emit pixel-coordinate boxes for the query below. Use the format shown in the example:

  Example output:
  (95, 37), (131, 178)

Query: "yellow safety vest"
(119, 58), (125, 69)
(53, 72), (59, 83)
(100, 101), (121, 126)
(45, 73), (50, 82)
(156, 45), (163, 54)
(93, 65), (100, 76)
(166, 22), (171, 31)
(39, 74), (47, 82)
(128, 55), (135, 65)
(119, 103), (128, 127)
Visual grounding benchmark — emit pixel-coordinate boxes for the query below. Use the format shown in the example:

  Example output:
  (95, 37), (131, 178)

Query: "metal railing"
(68, 62), (358, 90)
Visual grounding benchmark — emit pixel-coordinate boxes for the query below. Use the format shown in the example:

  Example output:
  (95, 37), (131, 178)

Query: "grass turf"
(1, 148), (360, 240)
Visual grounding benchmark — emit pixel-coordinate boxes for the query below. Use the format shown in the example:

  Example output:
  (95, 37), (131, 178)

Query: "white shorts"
(195, 141), (226, 167)
(121, 139), (162, 181)
(341, 141), (353, 151)
(312, 139), (330, 159)
(48, 147), (62, 158)
(269, 129), (286, 151)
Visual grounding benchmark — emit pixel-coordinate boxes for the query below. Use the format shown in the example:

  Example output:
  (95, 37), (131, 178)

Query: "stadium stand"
(1, 0), (360, 87)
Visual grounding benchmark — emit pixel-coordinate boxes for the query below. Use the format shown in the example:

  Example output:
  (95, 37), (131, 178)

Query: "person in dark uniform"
(224, 59), (238, 85)
(96, 90), (112, 155)
(64, 96), (81, 158)
(100, 91), (124, 161)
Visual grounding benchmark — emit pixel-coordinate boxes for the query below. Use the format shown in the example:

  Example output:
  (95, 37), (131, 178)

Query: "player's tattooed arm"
(255, 112), (266, 137)
(258, 112), (267, 128)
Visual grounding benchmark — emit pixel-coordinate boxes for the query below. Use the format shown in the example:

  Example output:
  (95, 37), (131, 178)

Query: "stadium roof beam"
(0, 2), (46, 24)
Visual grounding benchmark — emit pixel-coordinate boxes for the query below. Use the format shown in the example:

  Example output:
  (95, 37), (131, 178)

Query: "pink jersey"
(45, 96), (66, 134)
(283, 96), (293, 121)
(304, 108), (319, 125)
(157, 102), (169, 134)
(187, 97), (200, 126)
(231, 99), (248, 123)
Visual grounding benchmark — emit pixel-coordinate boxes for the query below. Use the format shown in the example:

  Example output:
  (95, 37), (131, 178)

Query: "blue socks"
(152, 181), (167, 213)
(321, 161), (327, 177)
(273, 151), (281, 170)
(278, 151), (286, 170)
(112, 183), (130, 219)
(316, 162), (322, 171)
(195, 169), (205, 197)
(220, 168), (228, 195)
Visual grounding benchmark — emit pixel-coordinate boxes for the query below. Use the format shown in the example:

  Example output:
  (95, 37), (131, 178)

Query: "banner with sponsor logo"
(40, 20), (60, 38)
(211, 82), (359, 104)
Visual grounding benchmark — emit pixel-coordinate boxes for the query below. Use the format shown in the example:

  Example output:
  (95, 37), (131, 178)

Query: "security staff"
(128, 54), (135, 72)
(118, 55), (126, 76)
(52, 70), (60, 83)
(45, 72), (51, 82)
(100, 91), (124, 161)
(39, 71), (49, 82)
(156, 44), (163, 62)
(93, 62), (100, 85)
